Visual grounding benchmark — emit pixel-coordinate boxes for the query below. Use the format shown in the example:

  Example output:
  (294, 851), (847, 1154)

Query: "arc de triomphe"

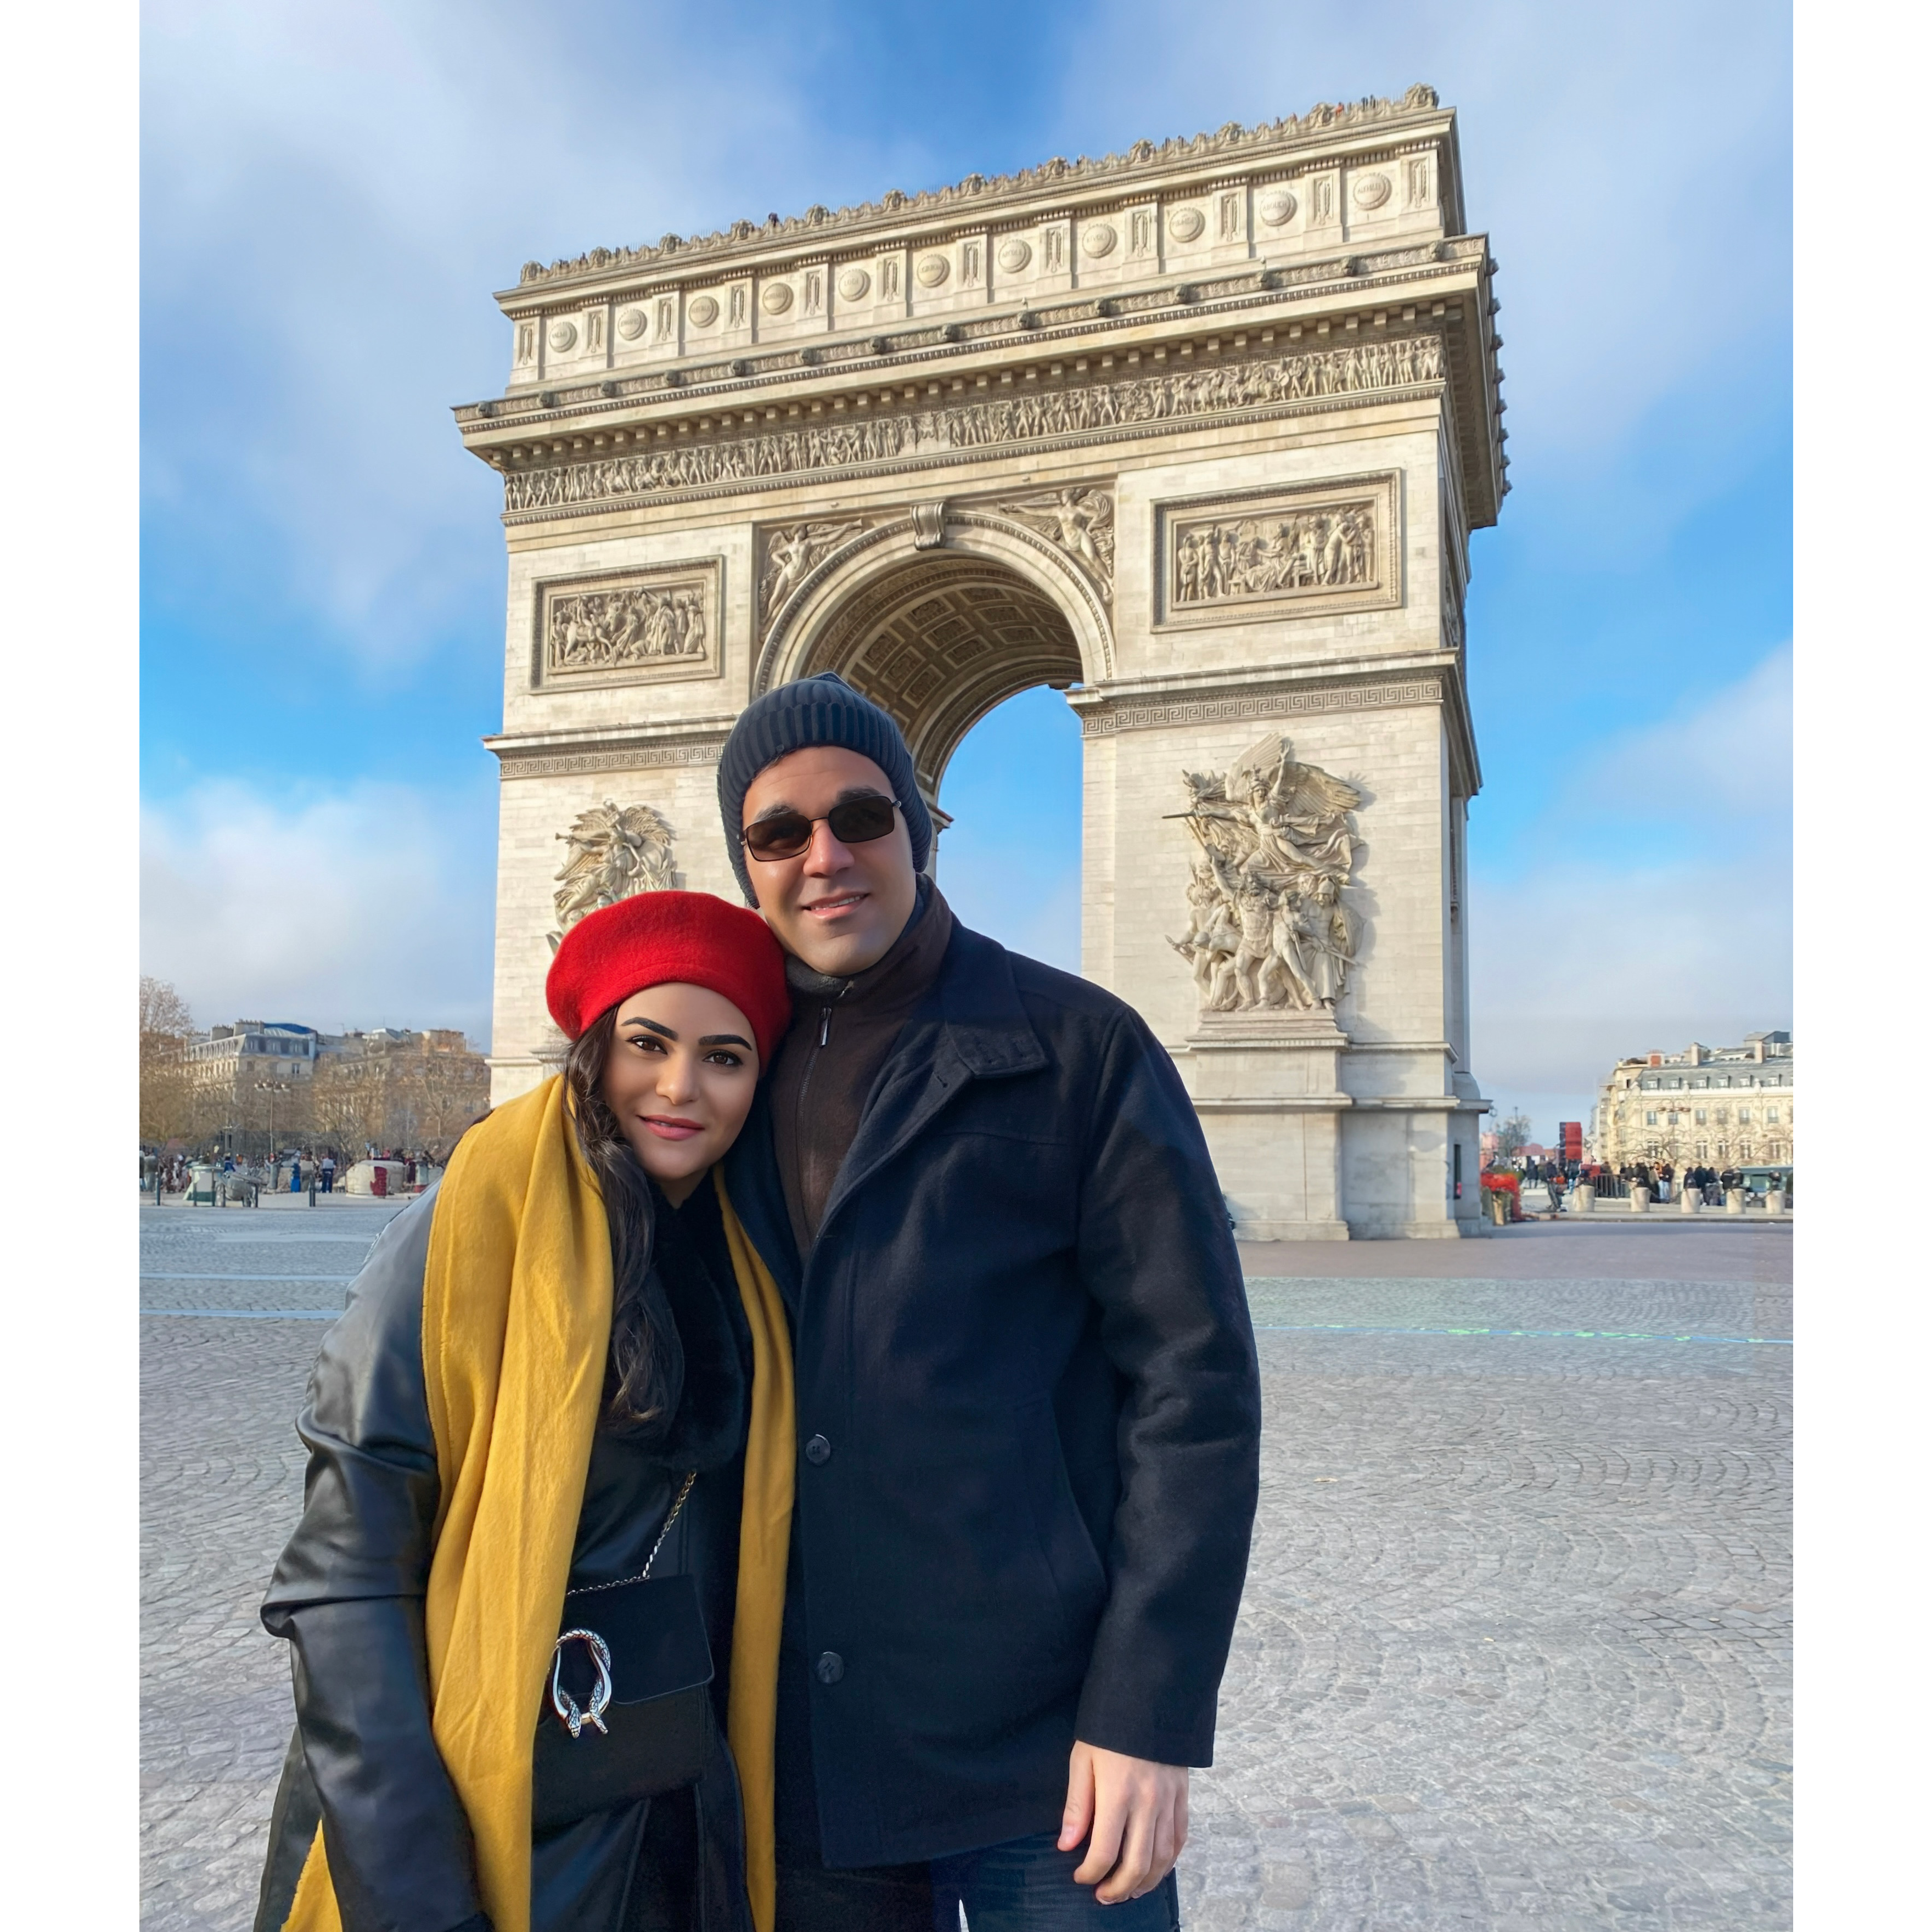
(455, 85), (1506, 1239)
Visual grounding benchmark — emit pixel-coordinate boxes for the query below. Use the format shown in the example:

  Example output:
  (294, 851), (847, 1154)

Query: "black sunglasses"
(740, 793), (902, 863)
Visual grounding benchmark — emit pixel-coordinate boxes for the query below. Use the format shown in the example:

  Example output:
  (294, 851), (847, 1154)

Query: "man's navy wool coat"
(722, 920), (1263, 1869)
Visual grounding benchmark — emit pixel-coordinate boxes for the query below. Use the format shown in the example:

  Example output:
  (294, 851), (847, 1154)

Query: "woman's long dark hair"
(565, 1007), (674, 1433)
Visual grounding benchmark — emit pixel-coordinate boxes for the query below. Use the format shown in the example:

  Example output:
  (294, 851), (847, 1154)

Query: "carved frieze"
(551, 801), (678, 947)
(503, 335), (1443, 519)
(990, 486), (1115, 602)
(1168, 735), (1362, 1015)
(1077, 676), (1442, 738)
(1156, 473), (1400, 627)
(534, 560), (722, 688)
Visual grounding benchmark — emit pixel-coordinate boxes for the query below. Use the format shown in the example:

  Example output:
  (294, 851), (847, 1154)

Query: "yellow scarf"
(280, 1076), (794, 1932)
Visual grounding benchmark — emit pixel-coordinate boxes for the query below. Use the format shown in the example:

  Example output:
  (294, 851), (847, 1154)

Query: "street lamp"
(255, 1079), (293, 1167)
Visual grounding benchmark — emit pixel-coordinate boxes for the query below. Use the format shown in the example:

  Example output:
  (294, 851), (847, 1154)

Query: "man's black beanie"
(716, 672), (933, 904)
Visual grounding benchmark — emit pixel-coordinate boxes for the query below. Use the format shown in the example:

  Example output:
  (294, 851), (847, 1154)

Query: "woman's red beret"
(545, 890), (791, 1065)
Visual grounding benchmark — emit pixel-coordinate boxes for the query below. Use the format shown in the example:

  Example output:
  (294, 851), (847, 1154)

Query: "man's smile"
(802, 892), (869, 920)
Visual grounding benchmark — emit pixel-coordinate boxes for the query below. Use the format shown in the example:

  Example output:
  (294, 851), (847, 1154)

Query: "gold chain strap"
(564, 1469), (698, 1597)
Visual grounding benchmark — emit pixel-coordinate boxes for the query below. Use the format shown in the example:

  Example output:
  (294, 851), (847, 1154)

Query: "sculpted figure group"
(550, 801), (679, 941)
(1169, 734), (1362, 1014)
(1173, 503), (1372, 605)
(504, 335), (1445, 515)
(549, 585), (709, 671)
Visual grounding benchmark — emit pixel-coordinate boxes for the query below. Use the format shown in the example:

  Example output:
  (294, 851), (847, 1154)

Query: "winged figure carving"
(1001, 486), (1116, 596)
(550, 801), (678, 947)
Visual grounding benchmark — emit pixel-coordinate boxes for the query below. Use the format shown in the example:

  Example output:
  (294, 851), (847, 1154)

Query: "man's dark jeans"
(934, 1833), (1182, 1930)
(776, 1835), (1182, 1931)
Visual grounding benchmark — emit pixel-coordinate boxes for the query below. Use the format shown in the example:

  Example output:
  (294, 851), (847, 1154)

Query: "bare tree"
(139, 976), (201, 1145)
(1490, 1109), (1533, 1161)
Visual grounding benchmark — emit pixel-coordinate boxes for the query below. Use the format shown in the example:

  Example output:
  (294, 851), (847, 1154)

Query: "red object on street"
(1481, 1171), (1525, 1222)
(370, 1165), (388, 1198)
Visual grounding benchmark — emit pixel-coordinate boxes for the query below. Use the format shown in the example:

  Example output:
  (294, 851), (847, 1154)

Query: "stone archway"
(751, 505), (1105, 819)
(468, 91), (1505, 1238)
(800, 552), (1082, 807)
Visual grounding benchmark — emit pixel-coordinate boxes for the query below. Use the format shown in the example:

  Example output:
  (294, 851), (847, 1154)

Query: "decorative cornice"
(1075, 674), (1444, 738)
(509, 88), (1444, 293)
(488, 733), (731, 781)
(501, 329), (1446, 525)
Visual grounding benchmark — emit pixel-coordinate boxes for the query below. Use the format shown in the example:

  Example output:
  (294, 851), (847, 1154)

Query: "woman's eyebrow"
(698, 1034), (752, 1050)
(623, 1018), (678, 1041)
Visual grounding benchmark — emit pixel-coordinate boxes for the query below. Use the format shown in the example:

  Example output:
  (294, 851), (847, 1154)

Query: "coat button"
(804, 1434), (831, 1465)
(814, 1651), (845, 1685)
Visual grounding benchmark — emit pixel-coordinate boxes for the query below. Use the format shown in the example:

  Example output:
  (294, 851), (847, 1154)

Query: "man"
(716, 673), (1262, 1931)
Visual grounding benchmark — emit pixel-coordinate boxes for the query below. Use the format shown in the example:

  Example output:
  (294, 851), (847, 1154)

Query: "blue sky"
(140, 0), (1791, 1136)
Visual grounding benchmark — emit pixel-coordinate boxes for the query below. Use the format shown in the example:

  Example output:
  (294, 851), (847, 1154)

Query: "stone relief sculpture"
(506, 336), (1443, 514)
(547, 583), (708, 673)
(759, 518), (874, 630)
(1173, 501), (1373, 606)
(999, 486), (1115, 599)
(551, 801), (678, 947)
(1167, 735), (1361, 1014)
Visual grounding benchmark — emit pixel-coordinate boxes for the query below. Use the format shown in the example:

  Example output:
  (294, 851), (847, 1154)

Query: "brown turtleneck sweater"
(768, 880), (955, 1254)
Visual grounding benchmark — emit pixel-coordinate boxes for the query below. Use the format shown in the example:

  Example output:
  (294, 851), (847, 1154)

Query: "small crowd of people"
(1489, 1155), (1783, 1214)
(141, 1146), (451, 1198)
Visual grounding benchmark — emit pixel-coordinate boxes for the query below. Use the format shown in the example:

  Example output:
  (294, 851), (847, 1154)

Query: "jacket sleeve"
(260, 1188), (491, 1932)
(1069, 1010), (1262, 1767)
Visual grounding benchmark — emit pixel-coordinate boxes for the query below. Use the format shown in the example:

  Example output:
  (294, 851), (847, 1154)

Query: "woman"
(254, 891), (795, 1932)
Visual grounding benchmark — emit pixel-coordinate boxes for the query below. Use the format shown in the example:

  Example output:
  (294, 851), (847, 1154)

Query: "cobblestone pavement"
(142, 1207), (1790, 1931)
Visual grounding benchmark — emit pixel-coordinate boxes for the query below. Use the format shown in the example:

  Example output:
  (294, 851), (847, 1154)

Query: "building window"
(1767, 1108), (1779, 1124)
(1645, 1111), (1658, 1126)
(1737, 1108), (1751, 1125)
(1695, 1109), (1708, 1125)
(1695, 1141), (1708, 1158)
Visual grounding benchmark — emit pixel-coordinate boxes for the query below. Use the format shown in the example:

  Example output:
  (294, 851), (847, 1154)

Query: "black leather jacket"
(255, 1174), (755, 1932)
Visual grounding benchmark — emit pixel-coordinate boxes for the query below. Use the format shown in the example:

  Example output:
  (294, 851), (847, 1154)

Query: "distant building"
(184, 1020), (320, 1090)
(180, 1019), (487, 1153)
(1590, 1032), (1794, 1170)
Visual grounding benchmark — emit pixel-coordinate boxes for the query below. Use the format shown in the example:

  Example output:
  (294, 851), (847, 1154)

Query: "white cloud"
(1468, 645), (1792, 1131)
(1062, 0), (1789, 478)
(1570, 644), (1791, 824)
(141, 778), (496, 1037)
(141, 0), (824, 665)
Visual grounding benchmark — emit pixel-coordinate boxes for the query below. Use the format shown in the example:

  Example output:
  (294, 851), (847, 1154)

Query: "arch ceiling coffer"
(802, 557), (1082, 796)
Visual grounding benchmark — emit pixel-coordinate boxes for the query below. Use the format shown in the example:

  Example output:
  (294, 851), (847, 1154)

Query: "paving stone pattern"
(142, 1208), (1790, 1930)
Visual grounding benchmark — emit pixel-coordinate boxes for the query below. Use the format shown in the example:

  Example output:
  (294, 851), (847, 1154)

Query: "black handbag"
(531, 1471), (715, 1833)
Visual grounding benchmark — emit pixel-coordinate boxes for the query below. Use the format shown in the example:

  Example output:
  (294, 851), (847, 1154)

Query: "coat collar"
(722, 922), (1047, 1313)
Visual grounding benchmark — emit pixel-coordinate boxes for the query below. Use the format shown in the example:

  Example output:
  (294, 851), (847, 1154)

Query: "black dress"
(254, 1172), (754, 1932)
